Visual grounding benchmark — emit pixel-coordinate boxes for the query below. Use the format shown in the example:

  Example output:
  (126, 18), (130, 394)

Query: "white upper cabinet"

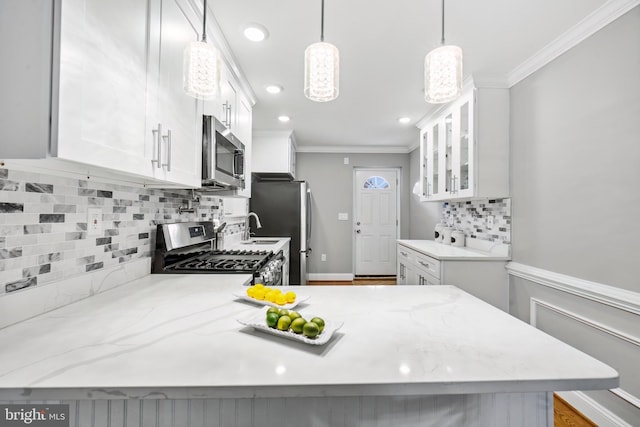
(55, 0), (152, 179)
(202, 63), (253, 197)
(0, 0), (253, 190)
(419, 83), (509, 201)
(252, 131), (297, 179)
(146, 0), (202, 187)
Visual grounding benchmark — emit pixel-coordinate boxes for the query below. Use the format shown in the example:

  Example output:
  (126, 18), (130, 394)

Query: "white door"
(354, 169), (399, 276)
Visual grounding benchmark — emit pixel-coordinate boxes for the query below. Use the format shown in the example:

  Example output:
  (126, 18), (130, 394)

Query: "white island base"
(0, 276), (617, 426)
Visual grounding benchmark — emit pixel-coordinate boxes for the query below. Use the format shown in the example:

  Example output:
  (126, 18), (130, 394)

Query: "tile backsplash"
(442, 198), (511, 244)
(0, 167), (244, 295)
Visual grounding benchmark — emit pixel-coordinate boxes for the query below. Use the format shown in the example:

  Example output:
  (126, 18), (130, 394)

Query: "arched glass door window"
(363, 176), (390, 189)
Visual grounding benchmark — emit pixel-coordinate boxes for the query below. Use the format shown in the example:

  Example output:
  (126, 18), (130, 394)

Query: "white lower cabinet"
(397, 243), (508, 311)
(397, 246), (440, 286)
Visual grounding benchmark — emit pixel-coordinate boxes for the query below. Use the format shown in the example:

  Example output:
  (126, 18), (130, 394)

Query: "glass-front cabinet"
(419, 82), (509, 202)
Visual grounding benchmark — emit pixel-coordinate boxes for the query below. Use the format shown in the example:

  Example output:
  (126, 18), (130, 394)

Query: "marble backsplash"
(442, 198), (511, 244)
(0, 167), (243, 295)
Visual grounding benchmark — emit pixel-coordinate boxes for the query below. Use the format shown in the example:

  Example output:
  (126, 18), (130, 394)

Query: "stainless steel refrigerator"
(249, 176), (311, 285)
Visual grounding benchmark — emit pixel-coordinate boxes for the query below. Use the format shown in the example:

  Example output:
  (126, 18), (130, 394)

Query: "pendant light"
(304, 0), (339, 102)
(183, 0), (220, 99)
(424, 0), (463, 104)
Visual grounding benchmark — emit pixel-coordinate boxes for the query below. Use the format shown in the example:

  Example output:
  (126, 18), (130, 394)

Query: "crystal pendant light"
(183, 0), (220, 99)
(304, 0), (339, 102)
(424, 0), (463, 104)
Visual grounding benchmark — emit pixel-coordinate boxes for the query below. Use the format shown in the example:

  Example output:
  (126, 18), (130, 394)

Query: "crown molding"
(296, 145), (414, 154)
(507, 0), (640, 87)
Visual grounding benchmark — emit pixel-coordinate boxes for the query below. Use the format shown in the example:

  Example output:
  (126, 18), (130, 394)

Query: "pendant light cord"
(202, 0), (208, 42)
(320, 0), (325, 42)
(441, 0), (445, 45)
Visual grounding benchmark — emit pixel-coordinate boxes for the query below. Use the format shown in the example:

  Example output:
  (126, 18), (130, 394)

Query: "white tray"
(233, 292), (309, 310)
(237, 308), (343, 346)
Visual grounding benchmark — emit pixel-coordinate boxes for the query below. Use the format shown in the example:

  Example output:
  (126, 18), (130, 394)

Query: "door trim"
(352, 167), (401, 276)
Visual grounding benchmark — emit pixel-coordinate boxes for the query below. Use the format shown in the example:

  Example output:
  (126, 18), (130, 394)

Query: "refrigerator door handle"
(300, 248), (312, 257)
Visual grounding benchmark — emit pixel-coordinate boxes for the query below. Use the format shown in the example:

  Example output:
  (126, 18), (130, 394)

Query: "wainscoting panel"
(2, 394), (551, 427)
(508, 262), (640, 426)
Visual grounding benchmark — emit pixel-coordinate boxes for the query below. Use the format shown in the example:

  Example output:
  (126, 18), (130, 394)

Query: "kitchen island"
(0, 275), (617, 426)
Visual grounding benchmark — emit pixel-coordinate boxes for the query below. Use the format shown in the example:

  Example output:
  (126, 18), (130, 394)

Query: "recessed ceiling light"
(266, 85), (283, 94)
(278, 115), (291, 123)
(398, 117), (411, 124)
(243, 24), (268, 42)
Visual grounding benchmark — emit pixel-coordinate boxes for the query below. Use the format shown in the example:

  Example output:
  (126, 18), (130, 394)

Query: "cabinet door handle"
(152, 123), (162, 168)
(418, 261), (430, 269)
(162, 129), (172, 172)
(400, 251), (408, 257)
(227, 105), (232, 129)
(221, 102), (228, 126)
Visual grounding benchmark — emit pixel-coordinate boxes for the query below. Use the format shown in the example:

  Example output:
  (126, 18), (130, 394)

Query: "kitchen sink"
(240, 240), (276, 245)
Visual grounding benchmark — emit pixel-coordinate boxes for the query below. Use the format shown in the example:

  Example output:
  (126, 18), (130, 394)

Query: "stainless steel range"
(152, 222), (284, 286)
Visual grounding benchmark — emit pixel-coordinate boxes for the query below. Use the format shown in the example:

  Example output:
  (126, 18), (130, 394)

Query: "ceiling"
(211, 0), (608, 151)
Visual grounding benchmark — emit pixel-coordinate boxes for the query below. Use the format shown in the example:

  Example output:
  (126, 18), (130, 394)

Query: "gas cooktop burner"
(169, 249), (274, 273)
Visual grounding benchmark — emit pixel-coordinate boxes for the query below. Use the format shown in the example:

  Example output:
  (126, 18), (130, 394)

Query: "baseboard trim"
(506, 262), (640, 316)
(308, 273), (354, 281)
(557, 391), (633, 427)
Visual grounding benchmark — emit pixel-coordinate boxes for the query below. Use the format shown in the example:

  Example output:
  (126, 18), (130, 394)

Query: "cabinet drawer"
(397, 246), (415, 263)
(414, 253), (440, 279)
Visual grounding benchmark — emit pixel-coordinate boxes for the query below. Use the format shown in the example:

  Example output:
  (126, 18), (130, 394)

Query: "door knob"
(356, 229), (361, 233)
(356, 221), (361, 225)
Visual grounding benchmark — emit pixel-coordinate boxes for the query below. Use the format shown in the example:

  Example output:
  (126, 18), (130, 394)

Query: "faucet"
(244, 212), (262, 240)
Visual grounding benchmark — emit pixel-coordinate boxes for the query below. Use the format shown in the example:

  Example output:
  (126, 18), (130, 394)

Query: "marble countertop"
(398, 239), (511, 261)
(0, 275), (617, 400)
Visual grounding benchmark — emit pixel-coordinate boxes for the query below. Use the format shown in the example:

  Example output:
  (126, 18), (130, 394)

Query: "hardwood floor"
(554, 394), (597, 427)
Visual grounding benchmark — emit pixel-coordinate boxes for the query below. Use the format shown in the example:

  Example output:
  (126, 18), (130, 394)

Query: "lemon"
(265, 290), (277, 303)
(290, 317), (306, 334)
(275, 294), (287, 306)
(253, 288), (266, 300)
(302, 321), (319, 339)
(254, 283), (265, 289)
(266, 307), (281, 316)
(246, 287), (255, 298)
(276, 315), (292, 331)
(266, 312), (280, 328)
(310, 317), (325, 333)
(285, 291), (296, 303)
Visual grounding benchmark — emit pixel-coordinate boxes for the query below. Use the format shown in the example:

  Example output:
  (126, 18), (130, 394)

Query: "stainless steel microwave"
(202, 115), (245, 189)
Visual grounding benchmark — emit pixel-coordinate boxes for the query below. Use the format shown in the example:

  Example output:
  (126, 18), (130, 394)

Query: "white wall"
(296, 152), (411, 276)
(509, 6), (640, 425)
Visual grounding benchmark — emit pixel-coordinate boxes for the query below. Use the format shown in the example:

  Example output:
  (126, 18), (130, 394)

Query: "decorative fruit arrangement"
(265, 307), (325, 339)
(246, 283), (296, 306)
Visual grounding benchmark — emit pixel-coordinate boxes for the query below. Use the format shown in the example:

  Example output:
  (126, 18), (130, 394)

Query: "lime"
(303, 321), (319, 339)
(288, 311), (301, 320)
(279, 309), (290, 317)
(310, 317), (325, 333)
(276, 315), (292, 331)
(266, 312), (280, 328)
(266, 307), (281, 316)
(290, 317), (306, 334)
